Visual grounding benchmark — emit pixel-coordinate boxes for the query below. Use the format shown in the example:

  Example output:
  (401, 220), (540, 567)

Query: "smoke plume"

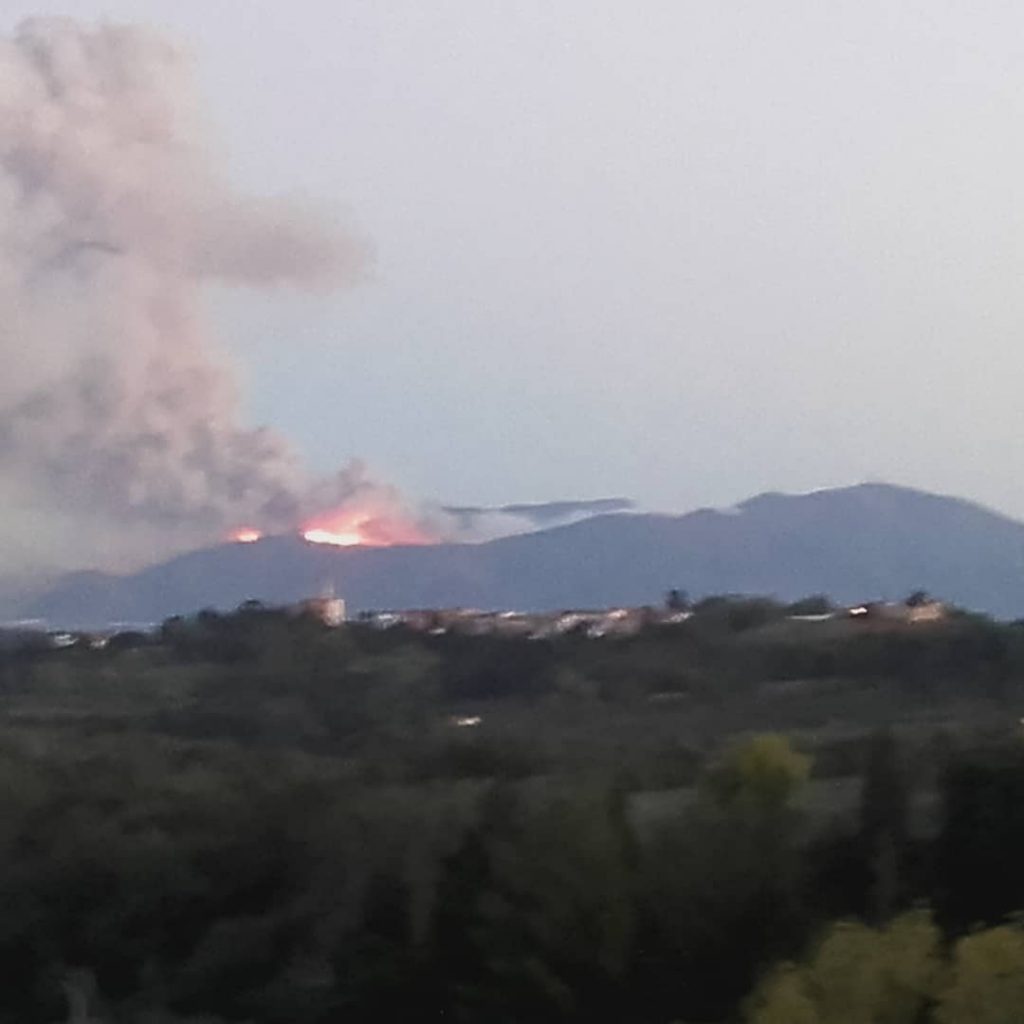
(0, 17), (413, 567)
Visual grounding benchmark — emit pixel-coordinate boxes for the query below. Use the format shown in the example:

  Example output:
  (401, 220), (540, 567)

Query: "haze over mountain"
(441, 498), (635, 537)
(21, 483), (1024, 628)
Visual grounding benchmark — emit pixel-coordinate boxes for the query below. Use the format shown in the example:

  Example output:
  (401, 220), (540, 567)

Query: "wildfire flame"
(303, 526), (364, 547)
(227, 505), (435, 549)
(301, 508), (433, 548)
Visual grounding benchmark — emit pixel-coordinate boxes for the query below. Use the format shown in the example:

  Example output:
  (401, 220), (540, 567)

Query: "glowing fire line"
(303, 527), (364, 547)
(230, 509), (433, 549)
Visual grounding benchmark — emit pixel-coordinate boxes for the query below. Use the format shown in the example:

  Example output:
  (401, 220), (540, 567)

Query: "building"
(294, 596), (347, 627)
(847, 599), (948, 624)
(906, 600), (946, 624)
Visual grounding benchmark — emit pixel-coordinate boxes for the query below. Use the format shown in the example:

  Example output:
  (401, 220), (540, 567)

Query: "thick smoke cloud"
(0, 17), (408, 564)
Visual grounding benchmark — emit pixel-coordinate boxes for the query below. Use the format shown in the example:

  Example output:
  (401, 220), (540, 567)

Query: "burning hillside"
(230, 499), (437, 548)
(301, 515), (434, 548)
(0, 17), (424, 569)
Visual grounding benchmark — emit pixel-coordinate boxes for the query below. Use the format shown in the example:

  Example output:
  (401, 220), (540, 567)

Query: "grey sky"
(5, 1), (1024, 518)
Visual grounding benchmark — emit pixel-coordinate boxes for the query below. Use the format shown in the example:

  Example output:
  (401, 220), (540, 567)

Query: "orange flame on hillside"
(300, 507), (435, 548)
(303, 526), (364, 547)
(227, 501), (435, 549)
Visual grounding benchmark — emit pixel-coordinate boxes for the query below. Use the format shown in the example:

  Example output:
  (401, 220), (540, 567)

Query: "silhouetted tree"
(860, 730), (910, 923)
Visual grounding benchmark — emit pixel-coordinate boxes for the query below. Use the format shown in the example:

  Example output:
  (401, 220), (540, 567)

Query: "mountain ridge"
(23, 482), (1024, 626)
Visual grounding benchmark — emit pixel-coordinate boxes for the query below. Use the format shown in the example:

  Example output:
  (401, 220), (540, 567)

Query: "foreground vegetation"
(4, 596), (1024, 1021)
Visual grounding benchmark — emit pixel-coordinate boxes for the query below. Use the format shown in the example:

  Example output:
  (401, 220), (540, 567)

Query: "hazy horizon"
(4, 3), (1024, 574)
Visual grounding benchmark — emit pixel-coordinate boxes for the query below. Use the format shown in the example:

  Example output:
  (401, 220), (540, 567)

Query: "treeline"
(10, 594), (1024, 713)
(5, 598), (1024, 792)
(2, 730), (1024, 1021)
(0, 599), (1023, 1020)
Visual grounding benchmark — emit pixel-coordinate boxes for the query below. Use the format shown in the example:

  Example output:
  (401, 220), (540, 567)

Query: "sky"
(4, 1), (1024, 523)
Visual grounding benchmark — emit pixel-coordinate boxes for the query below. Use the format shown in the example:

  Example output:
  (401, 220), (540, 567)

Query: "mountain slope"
(442, 497), (634, 532)
(26, 483), (1024, 626)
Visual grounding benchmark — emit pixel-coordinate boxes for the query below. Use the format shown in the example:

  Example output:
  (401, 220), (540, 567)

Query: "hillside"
(25, 483), (1024, 626)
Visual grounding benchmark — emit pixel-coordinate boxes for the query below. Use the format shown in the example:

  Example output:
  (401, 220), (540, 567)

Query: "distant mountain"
(442, 497), (634, 538)
(25, 483), (1024, 627)
(0, 568), (78, 623)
